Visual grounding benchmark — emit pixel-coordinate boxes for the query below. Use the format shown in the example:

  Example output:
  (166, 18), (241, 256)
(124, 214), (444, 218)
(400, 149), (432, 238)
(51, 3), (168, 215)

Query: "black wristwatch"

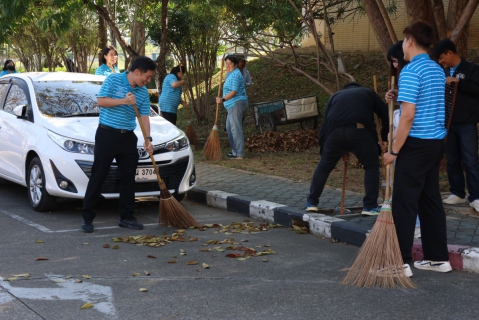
(390, 150), (399, 156)
(222, 98), (226, 102)
(146, 136), (153, 142)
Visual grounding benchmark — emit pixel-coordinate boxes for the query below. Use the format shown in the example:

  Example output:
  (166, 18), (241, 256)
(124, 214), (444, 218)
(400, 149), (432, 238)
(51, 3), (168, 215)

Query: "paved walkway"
(194, 162), (479, 248)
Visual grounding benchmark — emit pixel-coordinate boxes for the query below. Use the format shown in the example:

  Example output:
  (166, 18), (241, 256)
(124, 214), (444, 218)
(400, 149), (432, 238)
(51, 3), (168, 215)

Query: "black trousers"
(82, 126), (139, 221)
(307, 124), (380, 208)
(161, 111), (177, 125)
(393, 137), (449, 264)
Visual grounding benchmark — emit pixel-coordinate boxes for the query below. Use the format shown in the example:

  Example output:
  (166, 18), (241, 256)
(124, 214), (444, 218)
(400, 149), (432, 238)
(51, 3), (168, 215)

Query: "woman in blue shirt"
(0, 60), (19, 77)
(216, 55), (248, 159)
(95, 46), (120, 76)
(159, 65), (187, 125)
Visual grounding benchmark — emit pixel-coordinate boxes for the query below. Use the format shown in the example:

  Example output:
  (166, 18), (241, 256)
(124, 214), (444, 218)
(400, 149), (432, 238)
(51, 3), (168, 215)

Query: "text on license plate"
(135, 167), (157, 182)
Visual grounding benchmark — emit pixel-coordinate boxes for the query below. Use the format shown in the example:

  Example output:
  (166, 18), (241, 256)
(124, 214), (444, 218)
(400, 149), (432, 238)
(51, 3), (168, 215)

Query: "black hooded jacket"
(318, 84), (389, 154)
(445, 58), (479, 125)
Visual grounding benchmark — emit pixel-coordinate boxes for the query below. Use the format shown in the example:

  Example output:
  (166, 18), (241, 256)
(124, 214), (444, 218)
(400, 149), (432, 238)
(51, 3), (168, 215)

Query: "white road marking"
(0, 210), (158, 233)
(0, 274), (116, 317)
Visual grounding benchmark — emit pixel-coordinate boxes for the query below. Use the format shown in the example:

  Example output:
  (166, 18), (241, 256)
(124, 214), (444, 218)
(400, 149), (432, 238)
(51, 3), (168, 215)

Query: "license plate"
(135, 167), (157, 182)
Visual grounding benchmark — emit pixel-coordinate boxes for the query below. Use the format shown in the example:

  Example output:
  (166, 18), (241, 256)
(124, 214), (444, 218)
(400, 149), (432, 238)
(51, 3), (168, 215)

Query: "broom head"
(186, 121), (197, 145)
(203, 125), (222, 161)
(341, 202), (416, 289)
(158, 187), (201, 228)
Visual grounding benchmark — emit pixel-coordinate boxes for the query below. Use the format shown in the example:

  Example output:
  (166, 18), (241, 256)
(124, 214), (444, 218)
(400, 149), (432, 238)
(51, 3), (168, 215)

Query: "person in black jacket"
(432, 39), (479, 212)
(306, 82), (389, 215)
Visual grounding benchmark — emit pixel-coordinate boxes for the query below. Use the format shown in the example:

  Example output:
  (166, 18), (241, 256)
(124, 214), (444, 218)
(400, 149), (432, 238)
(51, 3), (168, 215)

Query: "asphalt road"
(1, 178), (479, 320)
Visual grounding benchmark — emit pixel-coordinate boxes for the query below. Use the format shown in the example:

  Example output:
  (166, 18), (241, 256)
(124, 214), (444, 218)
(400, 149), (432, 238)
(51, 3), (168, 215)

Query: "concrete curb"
(187, 187), (479, 274)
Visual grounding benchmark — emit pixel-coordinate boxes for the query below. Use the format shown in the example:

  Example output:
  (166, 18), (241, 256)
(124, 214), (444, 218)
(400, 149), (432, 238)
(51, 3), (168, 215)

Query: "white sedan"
(0, 72), (196, 211)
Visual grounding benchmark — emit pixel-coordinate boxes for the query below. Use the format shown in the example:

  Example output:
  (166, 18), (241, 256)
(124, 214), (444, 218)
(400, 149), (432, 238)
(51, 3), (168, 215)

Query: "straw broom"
(203, 56), (225, 161)
(132, 104), (200, 228)
(341, 76), (416, 289)
(179, 62), (197, 145)
(185, 102), (197, 145)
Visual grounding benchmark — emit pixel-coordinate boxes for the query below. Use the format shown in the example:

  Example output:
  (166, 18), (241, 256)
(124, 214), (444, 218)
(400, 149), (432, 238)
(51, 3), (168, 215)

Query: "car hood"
(41, 116), (184, 145)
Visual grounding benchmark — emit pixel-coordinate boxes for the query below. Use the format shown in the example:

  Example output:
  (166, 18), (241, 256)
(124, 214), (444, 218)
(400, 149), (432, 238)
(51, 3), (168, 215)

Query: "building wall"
(302, 1), (479, 51)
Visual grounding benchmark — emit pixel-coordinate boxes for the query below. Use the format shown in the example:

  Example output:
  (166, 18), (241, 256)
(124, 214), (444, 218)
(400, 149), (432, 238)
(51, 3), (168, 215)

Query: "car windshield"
(33, 80), (102, 117)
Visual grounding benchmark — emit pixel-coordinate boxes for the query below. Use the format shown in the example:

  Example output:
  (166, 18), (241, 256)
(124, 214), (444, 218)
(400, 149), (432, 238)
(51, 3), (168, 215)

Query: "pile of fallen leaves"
(245, 129), (319, 153)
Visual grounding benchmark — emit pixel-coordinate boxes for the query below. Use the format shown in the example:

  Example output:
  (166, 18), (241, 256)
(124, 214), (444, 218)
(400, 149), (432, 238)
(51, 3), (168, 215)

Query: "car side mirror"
(13, 105), (27, 119)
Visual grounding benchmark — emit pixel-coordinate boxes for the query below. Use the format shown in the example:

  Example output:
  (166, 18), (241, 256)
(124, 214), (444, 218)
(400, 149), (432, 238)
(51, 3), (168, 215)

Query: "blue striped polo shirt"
(159, 73), (182, 114)
(95, 64), (120, 76)
(97, 71), (150, 130)
(397, 53), (446, 139)
(223, 68), (247, 110)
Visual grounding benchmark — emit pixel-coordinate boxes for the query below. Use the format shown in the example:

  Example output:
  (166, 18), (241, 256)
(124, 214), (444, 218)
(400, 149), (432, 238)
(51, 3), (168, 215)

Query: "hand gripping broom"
(341, 77), (416, 289)
(203, 56), (225, 161)
(132, 104), (200, 228)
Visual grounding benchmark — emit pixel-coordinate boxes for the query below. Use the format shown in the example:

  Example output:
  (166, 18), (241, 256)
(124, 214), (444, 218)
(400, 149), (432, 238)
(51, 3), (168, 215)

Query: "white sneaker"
(469, 199), (479, 212)
(413, 260), (452, 273)
(414, 227), (421, 238)
(442, 194), (465, 205)
(403, 264), (413, 277)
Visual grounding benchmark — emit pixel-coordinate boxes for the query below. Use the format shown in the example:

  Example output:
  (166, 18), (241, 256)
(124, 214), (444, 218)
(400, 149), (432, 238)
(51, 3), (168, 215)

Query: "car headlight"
(164, 135), (189, 151)
(48, 131), (95, 154)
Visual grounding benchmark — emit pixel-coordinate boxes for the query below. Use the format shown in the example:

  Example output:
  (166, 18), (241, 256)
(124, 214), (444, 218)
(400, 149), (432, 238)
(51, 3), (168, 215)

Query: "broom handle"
(373, 75), (386, 201)
(214, 56), (225, 125)
(385, 76), (395, 201)
(132, 104), (166, 190)
(180, 61), (189, 121)
(340, 156), (348, 215)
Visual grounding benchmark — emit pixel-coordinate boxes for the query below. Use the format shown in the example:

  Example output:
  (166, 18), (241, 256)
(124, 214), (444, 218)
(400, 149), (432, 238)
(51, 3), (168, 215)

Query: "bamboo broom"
(373, 75), (386, 203)
(341, 77), (416, 289)
(132, 104), (200, 228)
(180, 62), (197, 145)
(203, 56), (225, 161)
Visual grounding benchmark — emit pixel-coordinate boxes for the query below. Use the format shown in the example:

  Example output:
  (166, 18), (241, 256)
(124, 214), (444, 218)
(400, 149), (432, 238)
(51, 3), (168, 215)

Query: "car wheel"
(299, 118), (318, 130)
(259, 113), (276, 133)
(27, 157), (57, 212)
(173, 192), (185, 202)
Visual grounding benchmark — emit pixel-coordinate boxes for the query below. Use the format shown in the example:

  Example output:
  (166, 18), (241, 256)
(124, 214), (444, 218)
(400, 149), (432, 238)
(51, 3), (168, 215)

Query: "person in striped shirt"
(159, 65), (187, 125)
(81, 56), (156, 233)
(216, 55), (248, 159)
(384, 21), (452, 276)
(95, 46), (120, 76)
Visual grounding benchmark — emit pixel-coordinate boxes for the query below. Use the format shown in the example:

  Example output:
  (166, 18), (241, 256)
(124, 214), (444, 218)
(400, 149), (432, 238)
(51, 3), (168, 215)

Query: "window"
(0, 83), (9, 108)
(4, 84), (28, 113)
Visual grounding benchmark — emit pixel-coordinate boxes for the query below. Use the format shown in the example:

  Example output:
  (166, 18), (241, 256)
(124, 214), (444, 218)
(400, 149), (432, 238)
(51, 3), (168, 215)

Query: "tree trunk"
(156, 0), (169, 92)
(448, 0), (478, 57)
(429, 0), (447, 40)
(362, 0), (393, 59)
(375, 0), (398, 43)
(98, 8), (108, 66)
(404, 0), (439, 43)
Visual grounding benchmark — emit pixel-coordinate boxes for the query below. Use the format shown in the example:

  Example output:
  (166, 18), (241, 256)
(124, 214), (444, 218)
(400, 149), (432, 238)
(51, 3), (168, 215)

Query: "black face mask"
(6, 65), (15, 71)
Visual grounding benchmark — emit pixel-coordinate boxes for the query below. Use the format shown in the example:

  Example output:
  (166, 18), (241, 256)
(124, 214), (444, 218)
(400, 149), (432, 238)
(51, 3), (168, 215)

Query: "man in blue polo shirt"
(384, 21), (452, 277)
(81, 56), (156, 233)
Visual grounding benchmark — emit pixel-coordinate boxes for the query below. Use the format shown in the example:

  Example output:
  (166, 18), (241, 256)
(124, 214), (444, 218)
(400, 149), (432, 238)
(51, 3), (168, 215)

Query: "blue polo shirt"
(159, 73), (182, 114)
(223, 68), (247, 110)
(97, 71), (150, 130)
(95, 64), (120, 76)
(0, 70), (18, 77)
(397, 53), (446, 139)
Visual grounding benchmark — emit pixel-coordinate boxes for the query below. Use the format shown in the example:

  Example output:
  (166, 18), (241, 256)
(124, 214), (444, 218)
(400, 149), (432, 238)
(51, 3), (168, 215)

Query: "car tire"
(27, 157), (57, 212)
(173, 192), (185, 202)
